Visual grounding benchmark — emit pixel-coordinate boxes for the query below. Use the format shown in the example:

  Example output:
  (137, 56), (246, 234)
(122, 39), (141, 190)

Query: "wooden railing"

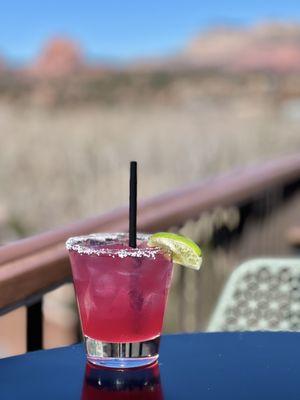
(1, 153), (300, 351)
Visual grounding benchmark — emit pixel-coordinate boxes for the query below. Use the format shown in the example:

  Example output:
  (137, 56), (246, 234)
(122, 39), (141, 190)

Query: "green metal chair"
(207, 258), (300, 332)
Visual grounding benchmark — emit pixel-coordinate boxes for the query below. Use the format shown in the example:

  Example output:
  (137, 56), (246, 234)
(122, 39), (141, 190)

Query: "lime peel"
(148, 232), (202, 270)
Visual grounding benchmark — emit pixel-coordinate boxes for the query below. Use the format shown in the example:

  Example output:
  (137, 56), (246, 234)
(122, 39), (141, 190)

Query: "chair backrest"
(207, 258), (300, 332)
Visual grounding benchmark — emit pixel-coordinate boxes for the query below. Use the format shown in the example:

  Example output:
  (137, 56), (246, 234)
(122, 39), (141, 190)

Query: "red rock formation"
(29, 37), (85, 78)
(235, 44), (300, 73)
(135, 22), (300, 74)
(182, 22), (300, 73)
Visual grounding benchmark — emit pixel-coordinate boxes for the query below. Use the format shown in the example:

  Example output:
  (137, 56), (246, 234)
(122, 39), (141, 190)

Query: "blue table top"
(1, 332), (300, 399)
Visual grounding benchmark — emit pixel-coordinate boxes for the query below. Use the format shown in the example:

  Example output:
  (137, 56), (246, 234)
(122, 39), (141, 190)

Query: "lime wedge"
(148, 232), (202, 270)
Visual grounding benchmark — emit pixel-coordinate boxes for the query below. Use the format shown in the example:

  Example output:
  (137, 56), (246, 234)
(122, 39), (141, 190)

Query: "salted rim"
(65, 232), (167, 258)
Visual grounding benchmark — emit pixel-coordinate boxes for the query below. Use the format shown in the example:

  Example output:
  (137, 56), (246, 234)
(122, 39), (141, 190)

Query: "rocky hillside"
(170, 22), (300, 73)
(26, 38), (85, 78)
(1, 22), (300, 76)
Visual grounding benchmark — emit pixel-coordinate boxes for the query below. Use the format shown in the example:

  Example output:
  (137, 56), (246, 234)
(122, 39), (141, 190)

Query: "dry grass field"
(1, 72), (300, 240)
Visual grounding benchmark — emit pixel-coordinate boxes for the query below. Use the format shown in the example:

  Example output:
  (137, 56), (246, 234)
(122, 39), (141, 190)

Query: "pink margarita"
(66, 233), (173, 368)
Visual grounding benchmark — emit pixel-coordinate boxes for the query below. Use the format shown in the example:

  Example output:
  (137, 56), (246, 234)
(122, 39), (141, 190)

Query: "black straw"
(129, 161), (137, 248)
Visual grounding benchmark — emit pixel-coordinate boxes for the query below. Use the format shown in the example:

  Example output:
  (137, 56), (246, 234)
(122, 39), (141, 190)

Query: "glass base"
(84, 335), (160, 368)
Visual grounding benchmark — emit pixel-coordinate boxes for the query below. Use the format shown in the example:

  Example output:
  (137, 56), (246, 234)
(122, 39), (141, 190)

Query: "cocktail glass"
(66, 233), (173, 368)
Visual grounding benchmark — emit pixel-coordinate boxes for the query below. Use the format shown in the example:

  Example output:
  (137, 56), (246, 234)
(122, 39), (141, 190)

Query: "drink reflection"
(81, 361), (164, 400)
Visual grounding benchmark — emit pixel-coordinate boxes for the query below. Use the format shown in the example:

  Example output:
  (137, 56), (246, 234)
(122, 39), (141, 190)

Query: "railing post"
(26, 300), (43, 352)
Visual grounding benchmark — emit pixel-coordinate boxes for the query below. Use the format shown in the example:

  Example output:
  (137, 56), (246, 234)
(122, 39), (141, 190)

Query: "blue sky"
(1, 0), (300, 62)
